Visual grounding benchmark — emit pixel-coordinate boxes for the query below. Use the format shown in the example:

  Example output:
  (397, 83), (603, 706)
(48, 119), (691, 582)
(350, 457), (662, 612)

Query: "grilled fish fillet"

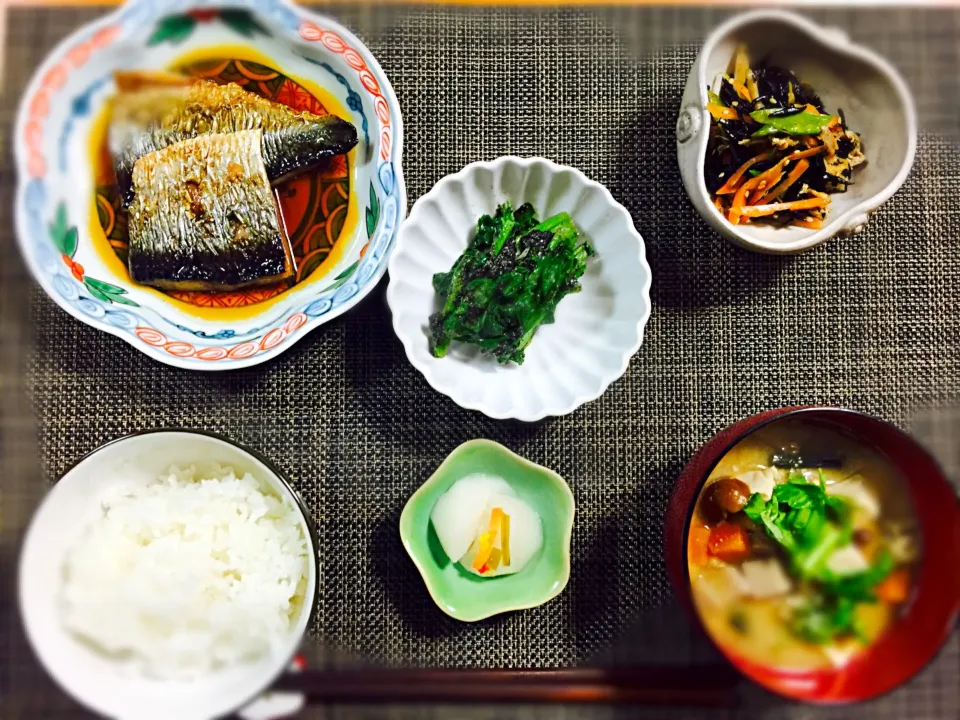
(110, 78), (358, 206)
(127, 129), (296, 292)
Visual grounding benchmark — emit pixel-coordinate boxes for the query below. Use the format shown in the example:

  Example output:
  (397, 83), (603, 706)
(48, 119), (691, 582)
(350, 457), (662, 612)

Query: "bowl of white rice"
(18, 429), (317, 720)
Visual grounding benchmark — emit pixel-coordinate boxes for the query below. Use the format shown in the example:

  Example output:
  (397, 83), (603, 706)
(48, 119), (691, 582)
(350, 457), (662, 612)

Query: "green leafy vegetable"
(790, 550), (894, 644)
(429, 202), (594, 364)
(742, 470), (898, 646)
(750, 108), (836, 136)
(729, 608), (749, 635)
(791, 594), (859, 644)
(708, 89), (725, 106)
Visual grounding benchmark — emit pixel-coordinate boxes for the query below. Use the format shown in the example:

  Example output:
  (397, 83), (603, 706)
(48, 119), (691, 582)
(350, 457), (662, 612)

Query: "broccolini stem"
(534, 212), (574, 234)
(492, 207), (516, 255)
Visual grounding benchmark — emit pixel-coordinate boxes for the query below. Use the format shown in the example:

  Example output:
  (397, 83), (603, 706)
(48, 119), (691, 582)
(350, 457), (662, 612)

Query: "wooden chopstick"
(269, 666), (740, 706)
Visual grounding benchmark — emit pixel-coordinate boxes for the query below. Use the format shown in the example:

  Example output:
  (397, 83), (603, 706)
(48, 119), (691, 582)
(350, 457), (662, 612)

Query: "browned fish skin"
(127, 129), (296, 292)
(110, 79), (358, 206)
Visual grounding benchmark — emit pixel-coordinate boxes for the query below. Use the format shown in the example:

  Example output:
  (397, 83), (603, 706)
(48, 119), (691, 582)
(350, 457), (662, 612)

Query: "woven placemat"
(2, 4), (958, 719)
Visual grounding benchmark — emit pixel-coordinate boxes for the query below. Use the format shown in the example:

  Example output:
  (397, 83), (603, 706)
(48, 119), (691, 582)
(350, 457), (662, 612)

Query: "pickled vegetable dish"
(704, 46), (865, 230)
(688, 420), (919, 670)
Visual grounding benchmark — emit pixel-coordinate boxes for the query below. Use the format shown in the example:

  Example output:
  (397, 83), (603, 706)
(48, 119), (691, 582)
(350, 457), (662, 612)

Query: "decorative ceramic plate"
(387, 156), (652, 422)
(14, 0), (405, 369)
(400, 439), (575, 622)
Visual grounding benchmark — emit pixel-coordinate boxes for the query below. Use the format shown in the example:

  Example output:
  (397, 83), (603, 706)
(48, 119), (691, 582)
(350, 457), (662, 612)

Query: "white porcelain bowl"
(386, 156), (652, 422)
(676, 9), (917, 254)
(18, 430), (317, 720)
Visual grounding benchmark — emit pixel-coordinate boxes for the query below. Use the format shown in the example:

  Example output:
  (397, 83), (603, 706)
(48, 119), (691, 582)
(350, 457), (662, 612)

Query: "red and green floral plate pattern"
(15, 0), (406, 370)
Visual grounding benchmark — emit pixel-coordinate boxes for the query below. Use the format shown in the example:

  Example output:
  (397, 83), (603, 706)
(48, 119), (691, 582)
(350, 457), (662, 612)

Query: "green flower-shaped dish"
(400, 439), (575, 622)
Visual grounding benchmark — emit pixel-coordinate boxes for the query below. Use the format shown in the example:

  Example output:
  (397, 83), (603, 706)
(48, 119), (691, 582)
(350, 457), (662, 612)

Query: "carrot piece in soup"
(876, 568), (911, 604)
(708, 522), (751, 563)
(689, 526), (711, 567)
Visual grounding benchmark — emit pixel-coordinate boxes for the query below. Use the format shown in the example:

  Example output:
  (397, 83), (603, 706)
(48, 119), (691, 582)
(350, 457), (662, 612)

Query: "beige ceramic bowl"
(676, 10), (917, 254)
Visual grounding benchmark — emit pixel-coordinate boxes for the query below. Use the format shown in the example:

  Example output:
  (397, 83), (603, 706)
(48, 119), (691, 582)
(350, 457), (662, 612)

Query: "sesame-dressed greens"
(429, 202), (594, 365)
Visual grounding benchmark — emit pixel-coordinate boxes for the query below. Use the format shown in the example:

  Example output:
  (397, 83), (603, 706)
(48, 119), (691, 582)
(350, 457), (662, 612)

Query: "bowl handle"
(676, 104), (703, 145)
(839, 211), (873, 236)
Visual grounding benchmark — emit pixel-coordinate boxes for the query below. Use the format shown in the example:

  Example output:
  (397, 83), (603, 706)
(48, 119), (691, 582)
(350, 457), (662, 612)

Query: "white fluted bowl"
(387, 157), (652, 421)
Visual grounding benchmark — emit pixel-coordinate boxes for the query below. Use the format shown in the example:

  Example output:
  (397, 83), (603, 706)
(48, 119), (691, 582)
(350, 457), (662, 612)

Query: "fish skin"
(110, 79), (358, 206)
(127, 129), (296, 292)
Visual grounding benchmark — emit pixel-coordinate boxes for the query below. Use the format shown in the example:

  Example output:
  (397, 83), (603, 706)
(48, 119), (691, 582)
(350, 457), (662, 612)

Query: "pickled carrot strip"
(473, 508), (506, 573)
(472, 530), (496, 572)
(486, 548), (502, 573)
(501, 512), (511, 567)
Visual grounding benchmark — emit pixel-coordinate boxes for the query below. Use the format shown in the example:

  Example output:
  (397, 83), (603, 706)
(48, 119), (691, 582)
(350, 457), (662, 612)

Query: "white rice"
(59, 464), (309, 680)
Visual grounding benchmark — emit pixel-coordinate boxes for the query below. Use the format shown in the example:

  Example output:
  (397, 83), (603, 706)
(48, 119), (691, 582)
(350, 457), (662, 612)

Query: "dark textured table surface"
(2, 4), (958, 719)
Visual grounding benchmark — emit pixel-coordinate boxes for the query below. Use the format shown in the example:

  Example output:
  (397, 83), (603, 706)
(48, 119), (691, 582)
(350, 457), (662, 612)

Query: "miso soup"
(688, 419), (921, 670)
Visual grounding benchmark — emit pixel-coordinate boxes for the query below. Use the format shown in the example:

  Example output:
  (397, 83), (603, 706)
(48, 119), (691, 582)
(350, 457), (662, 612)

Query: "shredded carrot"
(736, 196), (829, 218)
(754, 158), (809, 205)
(689, 527), (711, 567)
(729, 176), (763, 223)
(804, 103), (821, 115)
(730, 78), (751, 102)
(716, 152), (773, 195)
(730, 146), (826, 218)
(707, 104), (740, 121)
(876, 568), (911, 604)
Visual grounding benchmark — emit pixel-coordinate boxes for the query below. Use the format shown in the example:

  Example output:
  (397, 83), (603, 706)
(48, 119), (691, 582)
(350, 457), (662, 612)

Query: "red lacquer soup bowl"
(665, 407), (960, 703)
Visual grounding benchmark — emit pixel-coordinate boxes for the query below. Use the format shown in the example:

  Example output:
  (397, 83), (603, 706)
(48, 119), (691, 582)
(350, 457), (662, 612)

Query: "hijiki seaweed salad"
(704, 46), (865, 230)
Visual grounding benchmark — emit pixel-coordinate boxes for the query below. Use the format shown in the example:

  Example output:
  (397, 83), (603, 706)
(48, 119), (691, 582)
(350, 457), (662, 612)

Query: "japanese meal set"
(12, 2), (957, 718)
